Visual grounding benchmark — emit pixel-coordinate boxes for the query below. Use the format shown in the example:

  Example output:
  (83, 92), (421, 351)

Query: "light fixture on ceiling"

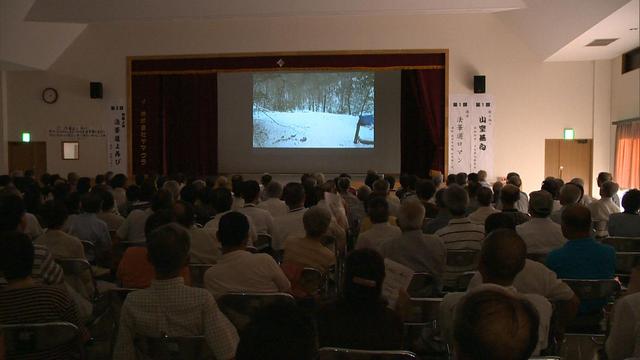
(585, 38), (619, 47)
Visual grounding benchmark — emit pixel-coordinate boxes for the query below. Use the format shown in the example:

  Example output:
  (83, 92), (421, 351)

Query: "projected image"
(253, 72), (374, 148)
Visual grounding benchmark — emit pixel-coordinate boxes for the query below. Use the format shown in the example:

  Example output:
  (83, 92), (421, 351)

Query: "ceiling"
(23, 0), (527, 22)
(547, 0), (639, 61)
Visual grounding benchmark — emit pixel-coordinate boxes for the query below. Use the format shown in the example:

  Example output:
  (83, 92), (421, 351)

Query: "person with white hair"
(162, 180), (181, 202)
(257, 181), (288, 218)
(380, 199), (446, 289)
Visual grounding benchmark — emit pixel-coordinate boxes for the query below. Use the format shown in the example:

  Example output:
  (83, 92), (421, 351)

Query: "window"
(62, 141), (79, 160)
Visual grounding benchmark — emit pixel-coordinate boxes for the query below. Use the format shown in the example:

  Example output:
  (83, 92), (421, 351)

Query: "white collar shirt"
(589, 197), (621, 222)
(272, 208), (307, 251)
(356, 222), (402, 253)
(189, 226), (221, 264)
(116, 208), (153, 244)
(516, 217), (566, 255)
(237, 204), (274, 236)
(256, 198), (289, 218)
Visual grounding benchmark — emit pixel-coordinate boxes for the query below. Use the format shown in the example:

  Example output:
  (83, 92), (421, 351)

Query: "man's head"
(80, 192), (102, 214)
(558, 183), (582, 206)
(599, 181), (619, 199)
(151, 189), (174, 212)
(455, 172), (468, 187)
(217, 212), (250, 250)
(444, 184), (469, 217)
(0, 195), (26, 232)
(162, 180), (181, 202)
(241, 180), (261, 203)
(173, 200), (195, 228)
(303, 206), (331, 239)
(372, 179), (390, 196)
(97, 189), (116, 212)
(357, 185), (371, 203)
(528, 190), (553, 218)
(39, 200), (68, 230)
(476, 187), (493, 207)
(416, 179), (436, 202)
(500, 184), (521, 209)
(367, 197), (390, 224)
(397, 199), (426, 231)
(622, 189), (640, 214)
(283, 182), (305, 210)
(597, 172), (613, 187)
(484, 213), (516, 234)
(236, 301), (317, 360)
(477, 170), (487, 182)
(144, 209), (175, 239)
(336, 177), (351, 194)
(211, 188), (233, 213)
(507, 174), (522, 189)
(147, 223), (191, 278)
(478, 229), (526, 286)
(265, 181), (283, 200)
(454, 289), (539, 360)
(468, 173), (479, 185)
(561, 204), (592, 240)
(0, 231), (34, 281)
(541, 179), (560, 200)
(260, 174), (273, 186)
(231, 175), (244, 197)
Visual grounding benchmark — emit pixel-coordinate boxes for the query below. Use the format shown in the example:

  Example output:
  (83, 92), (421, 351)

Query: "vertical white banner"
(107, 104), (127, 174)
(448, 94), (495, 177)
(449, 95), (471, 174)
(471, 95), (494, 178)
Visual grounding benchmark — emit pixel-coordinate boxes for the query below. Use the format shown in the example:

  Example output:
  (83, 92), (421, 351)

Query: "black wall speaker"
(90, 82), (103, 99)
(473, 75), (486, 94)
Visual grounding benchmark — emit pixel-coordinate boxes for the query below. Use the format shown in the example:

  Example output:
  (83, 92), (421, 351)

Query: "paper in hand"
(382, 258), (414, 309)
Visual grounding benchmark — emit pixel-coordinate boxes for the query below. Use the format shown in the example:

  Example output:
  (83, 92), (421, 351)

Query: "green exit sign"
(21, 132), (31, 143)
(563, 128), (575, 140)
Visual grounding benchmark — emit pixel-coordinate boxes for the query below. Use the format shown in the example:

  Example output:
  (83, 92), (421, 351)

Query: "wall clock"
(42, 87), (58, 104)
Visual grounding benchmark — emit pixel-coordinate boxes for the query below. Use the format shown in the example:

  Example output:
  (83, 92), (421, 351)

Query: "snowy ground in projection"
(253, 110), (374, 148)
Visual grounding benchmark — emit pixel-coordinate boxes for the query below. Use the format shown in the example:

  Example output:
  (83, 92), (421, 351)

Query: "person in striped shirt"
(436, 185), (485, 289)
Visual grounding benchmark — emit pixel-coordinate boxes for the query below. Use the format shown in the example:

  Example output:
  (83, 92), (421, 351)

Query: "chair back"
(317, 347), (417, 360)
(56, 258), (98, 298)
(300, 267), (326, 296)
(217, 292), (296, 331)
(603, 237), (640, 252)
(561, 279), (620, 301)
(0, 322), (80, 357)
(134, 335), (212, 360)
(407, 272), (435, 298)
(454, 271), (476, 292)
(81, 240), (95, 256)
(405, 297), (443, 324)
(446, 250), (480, 268)
(255, 233), (272, 251)
(615, 252), (640, 273)
(188, 264), (214, 288)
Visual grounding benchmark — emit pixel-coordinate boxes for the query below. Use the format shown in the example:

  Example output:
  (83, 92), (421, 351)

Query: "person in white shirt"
(516, 190), (566, 255)
(272, 183), (308, 252)
(589, 181), (621, 235)
(116, 189), (173, 244)
(237, 180), (274, 236)
(468, 187), (498, 225)
(439, 229), (551, 356)
(174, 200), (220, 264)
(597, 172), (621, 207)
(257, 181), (288, 218)
(204, 212), (290, 298)
(204, 188), (258, 245)
(356, 197), (401, 252)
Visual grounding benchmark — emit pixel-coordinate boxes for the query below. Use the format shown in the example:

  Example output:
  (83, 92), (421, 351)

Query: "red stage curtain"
(131, 74), (218, 176)
(401, 69), (446, 176)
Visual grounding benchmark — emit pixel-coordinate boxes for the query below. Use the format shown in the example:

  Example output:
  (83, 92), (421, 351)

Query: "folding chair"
(300, 267), (326, 296)
(602, 236), (640, 252)
(561, 279), (621, 337)
(134, 334), (212, 360)
(0, 322), (82, 359)
(217, 292), (296, 331)
(445, 250), (480, 291)
(317, 347), (417, 360)
(81, 240), (96, 259)
(406, 272), (436, 298)
(188, 263), (214, 288)
(255, 233), (272, 252)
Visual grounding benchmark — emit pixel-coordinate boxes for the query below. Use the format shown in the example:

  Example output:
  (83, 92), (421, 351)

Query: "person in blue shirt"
(546, 204), (616, 314)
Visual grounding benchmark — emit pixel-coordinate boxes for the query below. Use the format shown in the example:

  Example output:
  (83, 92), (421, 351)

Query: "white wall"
(611, 55), (640, 122)
(3, 13), (619, 193)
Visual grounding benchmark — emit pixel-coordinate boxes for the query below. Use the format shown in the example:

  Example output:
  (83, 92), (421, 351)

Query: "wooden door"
(545, 139), (593, 195)
(8, 142), (47, 176)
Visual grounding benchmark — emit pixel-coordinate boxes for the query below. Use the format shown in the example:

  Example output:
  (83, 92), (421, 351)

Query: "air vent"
(586, 38), (619, 47)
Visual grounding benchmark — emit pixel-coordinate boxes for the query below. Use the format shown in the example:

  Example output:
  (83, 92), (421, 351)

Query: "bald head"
(561, 204), (592, 240)
(558, 183), (582, 206)
(479, 229), (526, 286)
(454, 289), (539, 360)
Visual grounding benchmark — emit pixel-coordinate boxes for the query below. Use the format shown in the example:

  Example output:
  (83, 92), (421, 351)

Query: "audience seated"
(317, 249), (404, 350)
(257, 181), (288, 218)
(396, 174), (417, 201)
(204, 212), (290, 298)
(477, 170), (490, 188)
(597, 172), (621, 207)
(236, 301), (317, 360)
(174, 200), (220, 264)
(605, 263), (640, 360)
(355, 197), (401, 253)
(114, 223), (239, 360)
(0, 231), (85, 360)
(66, 192), (111, 266)
(110, 173), (128, 214)
(35, 200), (85, 260)
(415, 179), (438, 218)
(506, 174), (529, 214)
(516, 190), (566, 255)
(272, 182), (308, 252)
(237, 180), (274, 236)
(588, 180), (621, 234)
(117, 210), (191, 288)
(440, 229), (551, 355)
(550, 182), (582, 224)
(453, 288), (540, 360)
(607, 188), (640, 237)
(500, 184), (531, 225)
(337, 176), (366, 233)
(116, 186), (169, 244)
(371, 179), (400, 217)
(468, 186), (498, 225)
(282, 206), (336, 273)
(204, 187), (258, 245)
(96, 189), (125, 232)
(546, 204), (616, 313)
(380, 199), (446, 289)
(423, 188), (451, 234)
(436, 185), (485, 288)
